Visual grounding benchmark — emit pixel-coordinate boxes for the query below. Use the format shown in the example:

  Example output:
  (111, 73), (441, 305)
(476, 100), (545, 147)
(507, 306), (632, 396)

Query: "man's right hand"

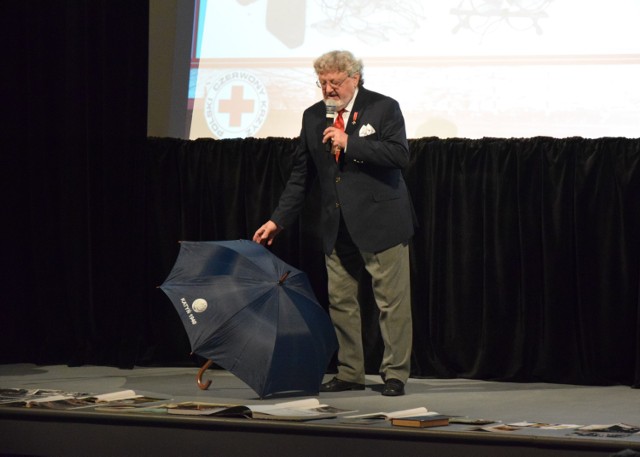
(252, 220), (282, 246)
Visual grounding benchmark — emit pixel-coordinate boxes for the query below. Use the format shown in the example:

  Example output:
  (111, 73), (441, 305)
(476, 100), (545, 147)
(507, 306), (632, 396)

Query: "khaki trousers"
(325, 224), (413, 384)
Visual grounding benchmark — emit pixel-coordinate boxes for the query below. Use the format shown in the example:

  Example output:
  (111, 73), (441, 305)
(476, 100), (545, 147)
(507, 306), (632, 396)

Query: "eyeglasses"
(316, 76), (350, 90)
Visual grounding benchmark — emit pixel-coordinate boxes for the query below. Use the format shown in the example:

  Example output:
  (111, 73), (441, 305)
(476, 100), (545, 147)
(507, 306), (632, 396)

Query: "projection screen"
(185, 0), (640, 140)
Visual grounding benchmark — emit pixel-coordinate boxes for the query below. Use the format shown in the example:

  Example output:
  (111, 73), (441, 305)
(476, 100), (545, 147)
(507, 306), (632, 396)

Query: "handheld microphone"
(325, 99), (338, 152)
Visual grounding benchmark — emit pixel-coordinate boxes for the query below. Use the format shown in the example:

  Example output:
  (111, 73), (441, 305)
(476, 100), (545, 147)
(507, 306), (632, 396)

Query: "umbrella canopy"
(159, 240), (337, 398)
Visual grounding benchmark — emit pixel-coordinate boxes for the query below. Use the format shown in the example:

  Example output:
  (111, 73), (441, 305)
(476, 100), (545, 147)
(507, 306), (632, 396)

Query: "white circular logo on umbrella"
(192, 298), (208, 313)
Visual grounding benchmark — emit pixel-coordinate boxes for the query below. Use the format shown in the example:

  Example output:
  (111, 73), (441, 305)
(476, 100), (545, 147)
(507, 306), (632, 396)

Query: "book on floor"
(448, 417), (496, 426)
(0, 389), (166, 411)
(341, 407), (431, 424)
(165, 398), (338, 421)
(390, 414), (450, 428)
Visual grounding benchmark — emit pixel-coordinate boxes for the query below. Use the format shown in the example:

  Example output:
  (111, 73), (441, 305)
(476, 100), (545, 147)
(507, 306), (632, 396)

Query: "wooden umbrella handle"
(196, 359), (214, 390)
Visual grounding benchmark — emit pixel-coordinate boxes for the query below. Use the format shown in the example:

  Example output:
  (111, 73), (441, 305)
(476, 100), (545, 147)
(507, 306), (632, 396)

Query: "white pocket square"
(359, 124), (376, 137)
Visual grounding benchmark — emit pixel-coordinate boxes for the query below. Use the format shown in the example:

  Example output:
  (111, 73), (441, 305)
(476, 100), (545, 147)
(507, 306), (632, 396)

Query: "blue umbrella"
(159, 240), (337, 398)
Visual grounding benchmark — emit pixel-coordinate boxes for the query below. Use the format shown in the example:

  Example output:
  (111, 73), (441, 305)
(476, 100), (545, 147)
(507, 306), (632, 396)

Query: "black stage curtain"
(143, 136), (640, 387)
(3, 1), (149, 367)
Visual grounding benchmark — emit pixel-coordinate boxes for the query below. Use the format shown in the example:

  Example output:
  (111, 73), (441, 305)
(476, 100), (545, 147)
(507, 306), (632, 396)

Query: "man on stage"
(253, 50), (415, 396)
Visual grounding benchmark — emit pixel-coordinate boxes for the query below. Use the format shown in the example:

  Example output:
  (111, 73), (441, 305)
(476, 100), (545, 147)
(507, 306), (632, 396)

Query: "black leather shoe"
(382, 378), (405, 396)
(320, 377), (365, 392)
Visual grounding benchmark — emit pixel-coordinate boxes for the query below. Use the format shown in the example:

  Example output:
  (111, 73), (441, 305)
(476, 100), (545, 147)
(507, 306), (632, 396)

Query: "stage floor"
(1, 363), (639, 456)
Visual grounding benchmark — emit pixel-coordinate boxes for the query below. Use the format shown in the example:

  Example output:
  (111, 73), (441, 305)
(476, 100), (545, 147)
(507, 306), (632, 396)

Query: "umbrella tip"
(278, 271), (291, 285)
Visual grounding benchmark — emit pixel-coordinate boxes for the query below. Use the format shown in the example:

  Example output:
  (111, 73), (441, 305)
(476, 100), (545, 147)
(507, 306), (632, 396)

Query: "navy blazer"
(271, 87), (415, 255)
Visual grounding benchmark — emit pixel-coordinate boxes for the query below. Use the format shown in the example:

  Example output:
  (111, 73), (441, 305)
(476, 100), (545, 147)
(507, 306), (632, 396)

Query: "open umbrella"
(159, 240), (337, 398)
